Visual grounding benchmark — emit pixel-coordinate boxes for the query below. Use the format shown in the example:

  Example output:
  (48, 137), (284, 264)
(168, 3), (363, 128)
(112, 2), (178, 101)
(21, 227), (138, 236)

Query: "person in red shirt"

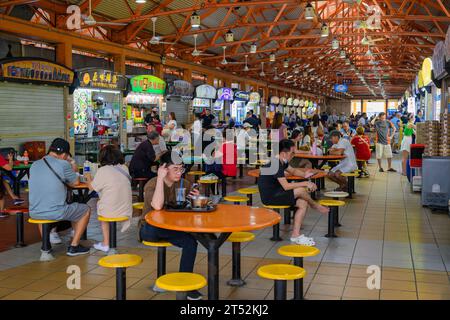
(351, 126), (371, 178)
(0, 153), (24, 216)
(152, 116), (163, 136)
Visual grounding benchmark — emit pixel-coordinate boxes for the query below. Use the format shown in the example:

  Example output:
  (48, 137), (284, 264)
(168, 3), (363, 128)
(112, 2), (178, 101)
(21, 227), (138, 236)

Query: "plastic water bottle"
(312, 142), (317, 156)
(83, 161), (91, 175)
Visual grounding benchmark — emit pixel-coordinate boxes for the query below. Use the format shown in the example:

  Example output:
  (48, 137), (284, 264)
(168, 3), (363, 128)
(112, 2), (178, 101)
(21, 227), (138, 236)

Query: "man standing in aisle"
(374, 112), (396, 172)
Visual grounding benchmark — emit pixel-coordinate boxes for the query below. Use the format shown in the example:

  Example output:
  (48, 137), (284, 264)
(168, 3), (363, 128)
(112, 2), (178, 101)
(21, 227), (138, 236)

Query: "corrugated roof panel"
(94, 0), (130, 20)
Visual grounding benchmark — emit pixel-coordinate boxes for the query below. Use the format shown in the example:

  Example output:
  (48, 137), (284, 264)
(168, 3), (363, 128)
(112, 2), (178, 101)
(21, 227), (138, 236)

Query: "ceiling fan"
(219, 46), (243, 65)
(192, 34), (214, 57)
(83, 0), (127, 26)
(361, 34), (384, 45)
(149, 17), (177, 45)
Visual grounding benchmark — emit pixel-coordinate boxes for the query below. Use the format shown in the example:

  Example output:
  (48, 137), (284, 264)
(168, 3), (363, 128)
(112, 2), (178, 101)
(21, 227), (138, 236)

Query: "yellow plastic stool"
(142, 241), (173, 290)
(319, 200), (345, 238)
(278, 245), (320, 300)
(223, 195), (249, 205)
(341, 172), (358, 197)
(198, 179), (219, 197)
(132, 202), (144, 210)
(156, 272), (207, 300)
(98, 254), (142, 300)
(263, 205), (291, 241)
(28, 218), (59, 261)
(257, 264), (306, 300)
(187, 171), (206, 182)
(238, 187), (259, 206)
(98, 216), (130, 254)
(226, 232), (256, 287)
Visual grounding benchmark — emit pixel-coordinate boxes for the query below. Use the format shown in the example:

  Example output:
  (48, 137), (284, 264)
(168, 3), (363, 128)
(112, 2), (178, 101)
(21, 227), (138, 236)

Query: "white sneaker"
(93, 242), (110, 253)
(290, 234), (316, 246)
(50, 232), (62, 244)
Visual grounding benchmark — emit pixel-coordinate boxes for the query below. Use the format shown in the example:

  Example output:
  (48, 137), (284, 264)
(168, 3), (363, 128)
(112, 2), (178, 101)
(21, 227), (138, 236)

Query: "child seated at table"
(351, 126), (371, 177)
(85, 145), (132, 253)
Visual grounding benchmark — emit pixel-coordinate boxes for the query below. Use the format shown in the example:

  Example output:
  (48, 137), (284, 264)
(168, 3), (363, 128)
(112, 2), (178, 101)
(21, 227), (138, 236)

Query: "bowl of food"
(190, 195), (210, 208)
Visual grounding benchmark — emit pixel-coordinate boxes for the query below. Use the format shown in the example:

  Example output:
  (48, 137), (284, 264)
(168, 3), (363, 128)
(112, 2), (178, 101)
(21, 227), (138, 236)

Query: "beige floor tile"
(380, 289), (417, 300)
(0, 287), (15, 298)
(2, 290), (45, 300)
(38, 293), (76, 300)
(82, 285), (116, 299)
(345, 277), (370, 288)
(414, 273), (449, 284)
(21, 280), (65, 293)
(316, 265), (349, 276)
(0, 276), (35, 289)
(150, 292), (177, 300)
(75, 296), (108, 300)
(381, 279), (416, 292)
(50, 283), (96, 297)
(125, 288), (156, 300)
(418, 292), (450, 300)
(381, 270), (415, 282)
(342, 286), (379, 299)
(227, 287), (269, 300)
(348, 266), (370, 278)
(312, 274), (347, 286)
(305, 293), (341, 300)
(307, 283), (344, 297)
(416, 282), (450, 295)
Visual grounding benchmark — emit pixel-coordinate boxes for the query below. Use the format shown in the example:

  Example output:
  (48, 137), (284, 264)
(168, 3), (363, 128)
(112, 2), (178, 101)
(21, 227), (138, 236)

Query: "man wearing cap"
(243, 111), (259, 131)
(29, 138), (91, 256)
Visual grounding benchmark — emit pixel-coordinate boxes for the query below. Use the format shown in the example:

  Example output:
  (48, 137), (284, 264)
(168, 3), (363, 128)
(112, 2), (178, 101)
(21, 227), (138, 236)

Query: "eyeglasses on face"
(170, 166), (185, 174)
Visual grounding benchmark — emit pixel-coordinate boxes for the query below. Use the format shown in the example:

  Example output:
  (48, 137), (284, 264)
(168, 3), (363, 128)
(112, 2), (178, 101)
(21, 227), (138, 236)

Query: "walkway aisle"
(0, 157), (449, 300)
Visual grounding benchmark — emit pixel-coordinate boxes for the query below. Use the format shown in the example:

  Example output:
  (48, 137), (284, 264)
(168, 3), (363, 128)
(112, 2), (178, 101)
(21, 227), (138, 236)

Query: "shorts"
(376, 143), (392, 159)
(261, 190), (296, 207)
(400, 136), (412, 153)
(331, 163), (357, 174)
(30, 202), (89, 222)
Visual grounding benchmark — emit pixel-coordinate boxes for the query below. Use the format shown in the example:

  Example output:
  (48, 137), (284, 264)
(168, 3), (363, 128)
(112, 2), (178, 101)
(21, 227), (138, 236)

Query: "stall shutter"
(166, 100), (189, 127)
(0, 82), (65, 152)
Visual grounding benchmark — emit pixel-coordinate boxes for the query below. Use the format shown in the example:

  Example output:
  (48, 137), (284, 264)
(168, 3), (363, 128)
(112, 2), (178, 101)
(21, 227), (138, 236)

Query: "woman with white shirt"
(85, 146), (132, 253)
(162, 112), (177, 141)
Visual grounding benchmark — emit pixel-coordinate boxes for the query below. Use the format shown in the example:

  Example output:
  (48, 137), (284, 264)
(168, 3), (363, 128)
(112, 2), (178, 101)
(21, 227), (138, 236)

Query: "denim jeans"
(140, 224), (197, 272)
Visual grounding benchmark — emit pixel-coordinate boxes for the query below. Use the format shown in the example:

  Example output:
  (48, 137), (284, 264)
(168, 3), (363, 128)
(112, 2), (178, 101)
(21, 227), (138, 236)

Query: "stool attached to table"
(277, 245), (320, 300)
(98, 254), (142, 300)
(237, 188), (259, 206)
(4, 206), (28, 247)
(257, 264), (306, 300)
(156, 272), (207, 300)
(318, 200), (346, 238)
(98, 216), (129, 254)
(28, 218), (58, 261)
(226, 232), (255, 287)
(142, 240), (172, 292)
(263, 205), (290, 241)
(341, 172), (358, 197)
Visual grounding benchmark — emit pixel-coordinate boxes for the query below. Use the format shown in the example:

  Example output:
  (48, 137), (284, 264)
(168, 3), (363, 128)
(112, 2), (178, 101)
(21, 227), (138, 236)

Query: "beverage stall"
(125, 75), (166, 150)
(215, 87), (233, 121)
(72, 68), (127, 162)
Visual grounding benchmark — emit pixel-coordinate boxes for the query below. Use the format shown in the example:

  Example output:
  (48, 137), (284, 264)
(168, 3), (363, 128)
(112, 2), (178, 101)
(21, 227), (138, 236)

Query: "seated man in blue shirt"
(29, 138), (91, 256)
(339, 121), (356, 140)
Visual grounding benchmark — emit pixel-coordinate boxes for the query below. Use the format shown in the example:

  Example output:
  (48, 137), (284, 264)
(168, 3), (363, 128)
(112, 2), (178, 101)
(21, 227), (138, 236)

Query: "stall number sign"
(80, 70), (122, 90)
(0, 59), (73, 85)
(130, 75), (166, 95)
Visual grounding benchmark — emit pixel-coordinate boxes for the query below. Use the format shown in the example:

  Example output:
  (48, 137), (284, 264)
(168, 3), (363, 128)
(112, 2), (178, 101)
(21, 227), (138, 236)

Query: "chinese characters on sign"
(79, 69), (126, 90)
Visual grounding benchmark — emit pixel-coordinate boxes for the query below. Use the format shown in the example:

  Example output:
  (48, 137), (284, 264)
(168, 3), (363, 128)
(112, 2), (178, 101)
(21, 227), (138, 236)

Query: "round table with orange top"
(145, 204), (280, 300)
(293, 153), (345, 169)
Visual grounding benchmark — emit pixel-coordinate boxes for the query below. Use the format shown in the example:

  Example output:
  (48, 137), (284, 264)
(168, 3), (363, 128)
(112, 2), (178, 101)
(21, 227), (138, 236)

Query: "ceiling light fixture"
(305, 3), (315, 20)
(321, 23), (329, 37)
(225, 30), (234, 42)
(250, 43), (257, 54)
(340, 50), (346, 58)
(283, 59), (289, 68)
(190, 11), (201, 28)
(331, 38), (339, 50)
(270, 53), (275, 62)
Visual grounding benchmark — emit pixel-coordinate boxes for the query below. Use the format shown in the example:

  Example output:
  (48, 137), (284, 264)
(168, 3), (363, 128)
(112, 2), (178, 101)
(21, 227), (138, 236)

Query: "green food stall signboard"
(130, 75), (166, 94)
